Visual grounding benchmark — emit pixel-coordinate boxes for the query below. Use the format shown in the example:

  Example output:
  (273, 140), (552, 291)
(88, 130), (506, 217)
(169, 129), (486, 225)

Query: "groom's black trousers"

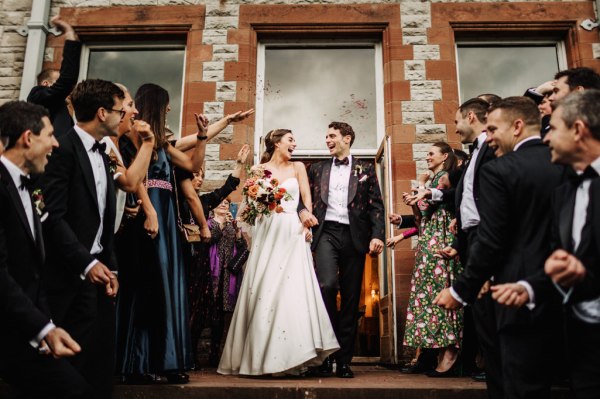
(315, 221), (365, 365)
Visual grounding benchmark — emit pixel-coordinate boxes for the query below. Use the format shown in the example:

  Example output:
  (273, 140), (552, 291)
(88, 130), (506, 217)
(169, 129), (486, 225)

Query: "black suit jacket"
(547, 176), (600, 303)
(303, 158), (385, 254)
(0, 163), (50, 344)
(27, 40), (81, 138)
(452, 139), (563, 330)
(40, 128), (117, 288)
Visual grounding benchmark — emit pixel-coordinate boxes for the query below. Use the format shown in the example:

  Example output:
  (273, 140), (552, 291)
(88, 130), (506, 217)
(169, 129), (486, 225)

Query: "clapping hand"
(544, 249), (587, 287)
(44, 328), (81, 358)
(237, 144), (250, 164)
(195, 113), (209, 136)
(491, 283), (529, 308)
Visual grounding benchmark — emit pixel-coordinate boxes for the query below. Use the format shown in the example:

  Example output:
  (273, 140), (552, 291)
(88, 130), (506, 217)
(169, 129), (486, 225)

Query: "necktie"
(20, 175), (32, 190)
(571, 165), (599, 186)
(334, 157), (349, 166)
(92, 141), (107, 153)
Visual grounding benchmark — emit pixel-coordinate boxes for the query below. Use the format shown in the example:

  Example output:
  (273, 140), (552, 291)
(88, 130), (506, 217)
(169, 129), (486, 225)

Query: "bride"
(217, 129), (339, 376)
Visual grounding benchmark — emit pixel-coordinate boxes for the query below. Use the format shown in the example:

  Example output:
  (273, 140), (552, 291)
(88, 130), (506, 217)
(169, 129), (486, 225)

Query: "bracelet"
(197, 134), (208, 141)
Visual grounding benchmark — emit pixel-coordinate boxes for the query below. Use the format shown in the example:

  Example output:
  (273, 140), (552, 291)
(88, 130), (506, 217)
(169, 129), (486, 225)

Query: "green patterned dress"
(403, 170), (463, 349)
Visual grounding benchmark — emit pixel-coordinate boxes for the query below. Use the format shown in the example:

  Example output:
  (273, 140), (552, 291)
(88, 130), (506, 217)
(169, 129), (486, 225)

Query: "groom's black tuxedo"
(40, 128), (117, 398)
(0, 162), (90, 398)
(306, 158), (385, 254)
(452, 138), (564, 398)
(301, 157), (384, 367)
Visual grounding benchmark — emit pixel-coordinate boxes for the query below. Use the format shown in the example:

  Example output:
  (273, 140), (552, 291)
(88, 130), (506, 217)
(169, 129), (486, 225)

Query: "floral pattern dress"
(403, 170), (463, 349)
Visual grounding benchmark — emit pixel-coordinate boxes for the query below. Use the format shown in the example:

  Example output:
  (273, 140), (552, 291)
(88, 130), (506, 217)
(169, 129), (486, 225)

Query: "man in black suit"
(299, 122), (385, 378)
(39, 79), (124, 398)
(493, 90), (600, 398)
(0, 101), (91, 398)
(27, 17), (81, 138)
(435, 97), (564, 399)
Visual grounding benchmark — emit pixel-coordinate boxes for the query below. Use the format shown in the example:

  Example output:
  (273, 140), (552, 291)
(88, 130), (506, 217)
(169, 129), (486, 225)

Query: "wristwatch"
(197, 134), (208, 141)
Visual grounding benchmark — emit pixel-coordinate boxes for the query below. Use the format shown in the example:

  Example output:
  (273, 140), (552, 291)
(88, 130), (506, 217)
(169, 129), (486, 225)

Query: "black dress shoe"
(122, 373), (156, 385)
(165, 372), (190, 384)
(319, 357), (333, 376)
(336, 363), (354, 378)
(401, 362), (431, 374)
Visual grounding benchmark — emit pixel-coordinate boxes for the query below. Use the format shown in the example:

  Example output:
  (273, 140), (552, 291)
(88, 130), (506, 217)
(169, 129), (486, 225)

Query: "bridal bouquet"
(239, 168), (291, 226)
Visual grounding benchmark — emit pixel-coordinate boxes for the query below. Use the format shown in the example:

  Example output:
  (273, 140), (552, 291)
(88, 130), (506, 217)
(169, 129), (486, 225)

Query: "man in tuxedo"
(299, 122), (384, 378)
(0, 101), (91, 397)
(27, 17), (81, 138)
(493, 90), (600, 398)
(39, 79), (124, 398)
(548, 67), (600, 105)
(435, 97), (564, 399)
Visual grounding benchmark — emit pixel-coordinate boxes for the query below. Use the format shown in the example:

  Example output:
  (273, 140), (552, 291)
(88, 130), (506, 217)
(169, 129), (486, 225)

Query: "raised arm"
(114, 120), (154, 192)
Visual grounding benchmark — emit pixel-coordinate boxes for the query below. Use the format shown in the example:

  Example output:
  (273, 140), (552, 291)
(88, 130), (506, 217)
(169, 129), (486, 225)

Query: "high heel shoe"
(426, 362), (461, 378)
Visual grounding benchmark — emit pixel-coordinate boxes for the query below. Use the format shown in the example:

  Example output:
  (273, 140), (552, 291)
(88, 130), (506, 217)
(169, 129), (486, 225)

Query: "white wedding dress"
(218, 177), (339, 375)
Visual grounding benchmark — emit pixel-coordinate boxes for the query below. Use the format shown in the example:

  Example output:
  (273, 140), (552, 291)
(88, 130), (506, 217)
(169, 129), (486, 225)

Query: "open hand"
(237, 144), (250, 164)
(227, 109), (255, 124)
(386, 235), (404, 248)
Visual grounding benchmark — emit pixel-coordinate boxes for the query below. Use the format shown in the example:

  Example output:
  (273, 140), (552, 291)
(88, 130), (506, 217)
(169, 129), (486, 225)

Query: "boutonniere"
(353, 164), (363, 177)
(31, 189), (48, 222)
(108, 152), (119, 175)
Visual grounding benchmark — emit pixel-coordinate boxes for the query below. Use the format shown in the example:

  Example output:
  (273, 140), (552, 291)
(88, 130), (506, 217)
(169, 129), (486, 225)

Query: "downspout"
(17, 0), (58, 100)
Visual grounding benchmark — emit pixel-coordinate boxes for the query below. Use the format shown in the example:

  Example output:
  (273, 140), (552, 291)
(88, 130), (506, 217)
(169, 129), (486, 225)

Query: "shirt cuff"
(450, 287), (468, 306)
(430, 188), (443, 202)
(80, 259), (99, 280)
(29, 322), (56, 348)
(394, 215), (403, 228)
(516, 280), (536, 310)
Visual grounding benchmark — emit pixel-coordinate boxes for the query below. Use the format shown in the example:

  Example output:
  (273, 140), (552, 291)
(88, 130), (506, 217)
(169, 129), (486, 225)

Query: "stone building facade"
(1, 0), (599, 363)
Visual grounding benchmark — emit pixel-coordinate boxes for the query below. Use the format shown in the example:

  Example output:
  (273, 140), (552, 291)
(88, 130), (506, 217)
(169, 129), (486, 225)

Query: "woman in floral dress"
(403, 141), (463, 377)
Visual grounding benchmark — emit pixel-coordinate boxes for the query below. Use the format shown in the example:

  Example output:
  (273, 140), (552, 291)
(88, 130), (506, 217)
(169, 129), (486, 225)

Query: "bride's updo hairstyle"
(260, 129), (292, 163)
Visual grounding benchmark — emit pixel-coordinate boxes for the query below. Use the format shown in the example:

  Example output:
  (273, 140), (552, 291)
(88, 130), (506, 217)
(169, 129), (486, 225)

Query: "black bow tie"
(571, 166), (599, 186)
(334, 157), (349, 166)
(20, 175), (32, 190)
(91, 141), (107, 153)
(469, 139), (479, 154)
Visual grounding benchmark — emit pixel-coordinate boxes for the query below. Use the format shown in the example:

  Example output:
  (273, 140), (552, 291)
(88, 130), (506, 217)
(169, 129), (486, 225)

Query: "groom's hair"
(329, 121), (355, 147)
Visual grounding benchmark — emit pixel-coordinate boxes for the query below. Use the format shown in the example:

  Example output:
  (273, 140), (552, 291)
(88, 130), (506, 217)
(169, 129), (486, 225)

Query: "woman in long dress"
(218, 129), (339, 376)
(402, 142), (463, 377)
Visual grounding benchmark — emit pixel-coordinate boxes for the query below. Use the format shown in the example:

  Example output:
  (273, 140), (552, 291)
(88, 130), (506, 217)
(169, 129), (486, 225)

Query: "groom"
(300, 121), (385, 378)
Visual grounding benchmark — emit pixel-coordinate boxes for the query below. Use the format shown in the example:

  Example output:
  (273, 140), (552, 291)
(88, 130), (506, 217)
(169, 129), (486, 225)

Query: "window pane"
(457, 45), (560, 101)
(87, 49), (185, 136)
(263, 47), (377, 151)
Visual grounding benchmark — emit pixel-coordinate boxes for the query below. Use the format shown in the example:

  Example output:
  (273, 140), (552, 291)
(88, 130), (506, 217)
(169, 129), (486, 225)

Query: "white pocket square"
(359, 175), (368, 183)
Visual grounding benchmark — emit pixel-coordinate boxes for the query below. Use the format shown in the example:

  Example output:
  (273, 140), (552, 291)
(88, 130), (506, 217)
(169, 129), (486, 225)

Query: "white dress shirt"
(560, 157), (600, 324)
(459, 132), (488, 231)
(324, 155), (352, 225)
(0, 156), (56, 346)
(74, 126), (107, 277)
(0, 156), (35, 238)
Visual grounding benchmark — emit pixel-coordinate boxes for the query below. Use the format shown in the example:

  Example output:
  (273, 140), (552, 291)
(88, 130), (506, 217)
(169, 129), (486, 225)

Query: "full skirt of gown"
(217, 178), (339, 375)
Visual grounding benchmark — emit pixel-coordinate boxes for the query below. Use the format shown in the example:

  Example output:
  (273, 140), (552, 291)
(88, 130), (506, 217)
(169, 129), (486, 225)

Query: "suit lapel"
(71, 132), (99, 207)
(473, 142), (490, 175)
(0, 163), (36, 244)
(559, 184), (576, 251)
(348, 159), (358, 204)
(320, 161), (332, 205)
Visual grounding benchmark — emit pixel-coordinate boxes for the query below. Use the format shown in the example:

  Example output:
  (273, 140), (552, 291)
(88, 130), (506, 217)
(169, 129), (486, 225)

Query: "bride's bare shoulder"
(292, 161), (307, 171)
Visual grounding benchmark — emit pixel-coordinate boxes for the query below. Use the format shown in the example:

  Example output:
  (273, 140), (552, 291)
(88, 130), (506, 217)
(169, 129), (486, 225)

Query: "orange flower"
(270, 178), (279, 186)
(279, 187), (287, 194)
(268, 202), (277, 211)
(274, 192), (283, 200)
(275, 205), (284, 213)
(247, 185), (259, 198)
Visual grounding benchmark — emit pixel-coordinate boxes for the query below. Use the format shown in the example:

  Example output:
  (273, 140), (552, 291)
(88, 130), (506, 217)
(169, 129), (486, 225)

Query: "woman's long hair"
(260, 129), (292, 163)
(135, 83), (170, 156)
(432, 141), (458, 173)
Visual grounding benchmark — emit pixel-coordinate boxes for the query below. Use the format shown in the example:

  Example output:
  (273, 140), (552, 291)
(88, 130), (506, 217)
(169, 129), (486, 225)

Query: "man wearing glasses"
(38, 79), (124, 398)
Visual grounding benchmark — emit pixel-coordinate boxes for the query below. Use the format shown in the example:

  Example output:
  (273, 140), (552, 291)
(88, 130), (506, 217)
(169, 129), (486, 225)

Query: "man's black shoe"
(318, 357), (333, 376)
(336, 363), (354, 378)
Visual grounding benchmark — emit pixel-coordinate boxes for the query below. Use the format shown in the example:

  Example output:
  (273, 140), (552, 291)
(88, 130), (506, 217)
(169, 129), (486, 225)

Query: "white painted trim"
(255, 42), (266, 165)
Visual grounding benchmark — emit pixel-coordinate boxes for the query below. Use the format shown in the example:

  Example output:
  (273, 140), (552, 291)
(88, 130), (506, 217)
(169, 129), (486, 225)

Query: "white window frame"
(255, 40), (385, 164)
(79, 43), (187, 138)
(455, 39), (568, 104)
